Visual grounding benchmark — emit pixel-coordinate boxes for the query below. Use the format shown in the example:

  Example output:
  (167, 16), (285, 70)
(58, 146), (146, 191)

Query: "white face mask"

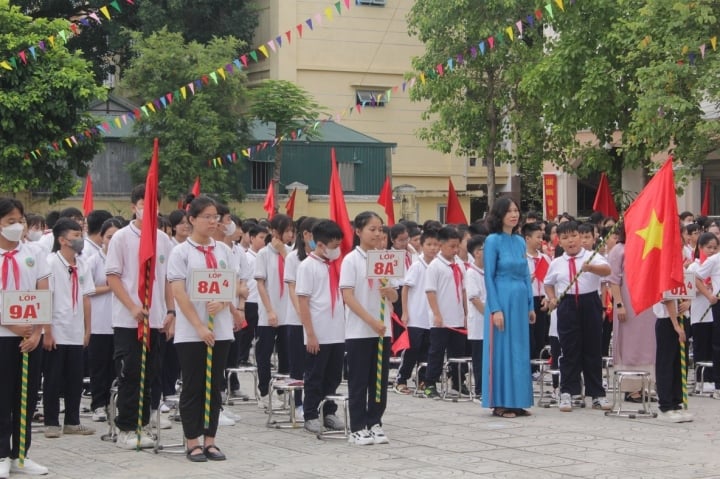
(28, 230), (43, 242)
(135, 207), (144, 220)
(325, 246), (341, 261)
(223, 221), (237, 237)
(1, 223), (25, 242)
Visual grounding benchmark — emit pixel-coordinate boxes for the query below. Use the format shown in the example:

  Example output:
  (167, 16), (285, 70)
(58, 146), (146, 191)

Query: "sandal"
(513, 408), (532, 417)
(203, 444), (226, 461)
(625, 392), (643, 403)
(394, 383), (411, 395)
(186, 445), (207, 462)
(492, 408), (517, 419)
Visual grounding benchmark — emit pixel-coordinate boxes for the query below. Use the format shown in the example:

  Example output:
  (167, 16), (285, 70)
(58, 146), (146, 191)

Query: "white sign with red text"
(366, 250), (406, 279)
(1, 290), (53, 325)
(662, 272), (697, 300)
(190, 269), (236, 302)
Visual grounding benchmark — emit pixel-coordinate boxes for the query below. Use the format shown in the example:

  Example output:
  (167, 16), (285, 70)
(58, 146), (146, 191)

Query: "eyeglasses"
(198, 214), (221, 222)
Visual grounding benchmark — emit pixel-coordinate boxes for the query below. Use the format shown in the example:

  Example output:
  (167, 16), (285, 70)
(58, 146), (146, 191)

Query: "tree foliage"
(121, 29), (250, 203)
(0, 0), (106, 201)
(407, 0), (547, 210)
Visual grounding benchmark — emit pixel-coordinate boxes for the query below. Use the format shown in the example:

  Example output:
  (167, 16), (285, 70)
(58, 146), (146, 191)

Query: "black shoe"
(204, 445), (226, 461)
(186, 445), (207, 462)
(423, 385), (440, 399)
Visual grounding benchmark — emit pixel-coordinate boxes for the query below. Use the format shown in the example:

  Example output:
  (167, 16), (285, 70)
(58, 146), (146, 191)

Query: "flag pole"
(679, 315), (688, 408)
(136, 265), (150, 450)
(204, 315), (215, 429)
(376, 279), (387, 403)
(17, 345), (29, 467)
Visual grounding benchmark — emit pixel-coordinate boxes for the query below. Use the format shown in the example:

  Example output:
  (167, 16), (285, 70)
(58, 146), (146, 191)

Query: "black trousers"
(286, 325), (305, 406)
(550, 336), (561, 388)
(302, 342), (344, 420)
(237, 302), (258, 363)
(557, 293), (605, 397)
(712, 303), (720, 389)
(424, 327), (467, 386)
(530, 296), (550, 365)
(113, 327), (162, 432)
(88, 334), (115, 411)
(0, 338), (42, 459)
(255, 325), (289, 396)
(396, 327), (429, 385)
(469, 339), (483, 396)
(149, 334), (167, 411)
(43, 345), (84, 427)
(601, 316), (613, 357)
(225, 330), (242, 392)
(161, 336), (181, 397)
(655, 317), (684, 412)
(175, 340), (231, 440)
(346, 337), (390, 433)
(691, 322), (714, 383)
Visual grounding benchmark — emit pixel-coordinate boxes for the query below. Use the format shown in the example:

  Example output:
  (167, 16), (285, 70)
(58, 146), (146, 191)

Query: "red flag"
(534, 257), (549, 282)
(701, 179), (711, 216)
(138, 138), (160, 342)
(329, 148), (353, 258)
(392, 330), (410, 355)
(285, 188), (297, 218)
(624, 158), (684, 313)
(592, 173), (619, 220)
(191, 176), (201, 197)
(377, 176), (395, 226)
(263, 181), (275, 219)
(82, 174), (94, 216)
(446, 179), (468, 224)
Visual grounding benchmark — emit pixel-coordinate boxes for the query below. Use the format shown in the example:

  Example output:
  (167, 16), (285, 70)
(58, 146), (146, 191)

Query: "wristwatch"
(616, 303), (623, 308)
(167, 309), (176, 316)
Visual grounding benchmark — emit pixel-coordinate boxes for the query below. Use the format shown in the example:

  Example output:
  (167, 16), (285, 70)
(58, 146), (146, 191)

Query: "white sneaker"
(657, 410), (683, 423)
(159, 402), (171, 413)
(43, 426), (62, 438)
(370, 424), (389, 444)
(222, 409), (241, 421)
(91, 408), (107, 422)
(532, 371), (541, 382)
(702, 383), (715, 393)
(10, 458), (48, 476)
(63, 424), (95, 435)
(259, 394), (270, 410)
(115, 430), (155, 449)
(218, 410), (236, 426)
(323, 413), (344, 431)
(304, 418), (322, 434)
(559, 393), (572, 412)
(293, 405), (304, 423)
(0, 457), (10, 479)
(713, 389), (720, 400)
(676, 409), (694, 422)
(150, 411), (172, 430)
(592, 397), (611, 411)
(348, 429), (374, 446)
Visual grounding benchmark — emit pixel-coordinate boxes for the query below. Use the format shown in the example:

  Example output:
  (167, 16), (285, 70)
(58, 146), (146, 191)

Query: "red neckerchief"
(1, 248), (20, 290)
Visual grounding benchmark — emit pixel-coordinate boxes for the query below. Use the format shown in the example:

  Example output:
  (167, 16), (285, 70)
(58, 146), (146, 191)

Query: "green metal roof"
(249, 119), (396, 146)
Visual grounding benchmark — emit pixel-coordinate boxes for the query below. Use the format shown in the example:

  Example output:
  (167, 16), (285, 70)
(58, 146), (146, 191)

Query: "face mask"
(28, 230), (43, 242)
(223, 221), (237, 237)
(135, 207), (144, 220)
(68, 237), (84, 254)
(1, 223), (24, 242)
(325, 246), (341, 261)
(308, 239), (317, 250)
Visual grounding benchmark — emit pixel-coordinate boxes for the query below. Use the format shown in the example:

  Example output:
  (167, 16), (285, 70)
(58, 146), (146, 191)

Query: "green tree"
(121, 29), (250, 203)
(248, 80), (323, 207)
(521, 0), (720, 185)
(407, 0), (547, 210)
(0, 0), (106, 201)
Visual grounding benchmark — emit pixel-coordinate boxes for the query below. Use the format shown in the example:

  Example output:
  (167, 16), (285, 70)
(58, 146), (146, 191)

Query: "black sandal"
(186, 445), (207, 462)
(204, 444), (226, 461)
(492, 408), (517, 418)
(513, 408), (532, 417)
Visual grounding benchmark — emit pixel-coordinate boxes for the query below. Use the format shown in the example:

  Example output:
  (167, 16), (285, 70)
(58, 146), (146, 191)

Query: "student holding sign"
(0, 198), (51, 477)
(168, 196), (241, 462)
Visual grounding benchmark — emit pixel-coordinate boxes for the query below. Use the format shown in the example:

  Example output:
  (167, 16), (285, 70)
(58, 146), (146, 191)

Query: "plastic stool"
(266, 379), (304, 428)
(413, 362), (428, 397)
(153, 395), (184, 454)
(317, 394), (350, 440)
(602, 356), (614, 390)
(605, 370), (656, 419)
(100, 383), (119, 443)
(225, 366), (260, 405)
(531, 358), (559, 407)
(692, 361), (714, 396)
(442, 357), (473, 401)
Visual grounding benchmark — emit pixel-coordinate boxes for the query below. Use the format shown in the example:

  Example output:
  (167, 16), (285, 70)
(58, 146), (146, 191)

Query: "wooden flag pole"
(204, 314), (215, 429)
(375, 279), (387, 403)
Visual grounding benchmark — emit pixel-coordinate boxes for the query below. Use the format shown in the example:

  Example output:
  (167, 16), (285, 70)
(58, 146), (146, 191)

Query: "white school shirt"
(403, 257), (431, 329)
(254, 243), (290, 327)
(688, 260), (712, 325)
(283, 250), (303, 326)
(36, 232), (54, 253)
(465, 263), (485, 340)
(695, 253), (720, 296)
(527, 251), (551, 297)
(653, 299), (676, 319)
(83, 237), (103, 260)
(424, 253), (466, 328)
(232, 243), (252, 282)
(0, 242), (52, 337)
(683, 244), (694, 263)
(339, 247), (392, 339)
(167, 239), (239, 344)
(87, 250), (113, 334)
(105, 222), (173, 329)
(543, 248), (609, 295)
(245, 249), (259, 303)
(47, 252), (95, 345)
(295, 253), (345, 344)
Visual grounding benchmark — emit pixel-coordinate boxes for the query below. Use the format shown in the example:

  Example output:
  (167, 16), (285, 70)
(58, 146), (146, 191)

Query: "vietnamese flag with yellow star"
(624, 158), (684, 313)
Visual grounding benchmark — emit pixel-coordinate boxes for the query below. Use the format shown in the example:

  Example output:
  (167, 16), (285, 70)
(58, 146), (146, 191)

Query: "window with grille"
(338, 162), (356, 192)
(251, 161), (273, 192)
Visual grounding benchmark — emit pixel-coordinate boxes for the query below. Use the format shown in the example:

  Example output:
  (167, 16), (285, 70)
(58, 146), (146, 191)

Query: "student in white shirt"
(0, 199), (51, 477)
(168, 209), (191, 246)
(466, 235), (487, 399)
(423, 226), (468, 399)
(544, 221), (611, 412)
(523, 222), (551, 366)
(87, 218), (125, 423)
(105, 185), (174, 449)
(689, 233), (719, 391)
(36, 207), (84, 253)
(394, 229), (439, 394)
(340, 212), (397, 446)
(236, 224), (267, 365)
(168, 196), (241, 462)
(83, 210), (112, 260)
(254, 214), (294, 407)
(296, 220), (346, 434)
(43, 219), (96, 438)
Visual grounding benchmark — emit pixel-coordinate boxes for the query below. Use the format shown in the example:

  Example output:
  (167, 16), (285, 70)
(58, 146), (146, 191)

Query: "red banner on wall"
(543, 173), (558, 220)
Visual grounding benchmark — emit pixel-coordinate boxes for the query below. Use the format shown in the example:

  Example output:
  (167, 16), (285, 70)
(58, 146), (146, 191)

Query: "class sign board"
(1, 290), (53, 325)
(190, 269), (236, 302)
(366, 250), (406, 279)
(662, 272), (697, 300)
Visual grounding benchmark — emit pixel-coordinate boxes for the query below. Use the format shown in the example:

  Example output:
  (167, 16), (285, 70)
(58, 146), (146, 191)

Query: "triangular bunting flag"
(233, 59), (242, 70)
(99, 6), (111, 19)
(516, 20), (523, 35)
(710, 36), (717, 51)
(58, 30), (67, 43)
(159, 97), (167, 108)
(249, 51), (258, 62)
(555, 0), (564, 11)
(209, 71), (218, 84)
(700, 44), (706, 58)
(17, 51), (26, 64)
(506, 26), (514, 41)
(146, 102), (156, 113)
(89, 13), (101, 23)
(535, 9), (543, 20)
(258, 45), (269, 58)
(285, 30), (292, 43)
(545, 3), (554, 19)
(110, 0), (121, 12)
(69, 23), (79, 35)
(28, 46), (36, 59)
(488, 36), (495, 49)
(240, 55), (248, 67)
(217, 67), (226, 80)
(479, 41), (486, 54)
(315, 13), (322, 26)
(306, 18), (313, 30)
(325, 6), (333, 20)
(140, 106), (149, 116)
(335, 1), (342, 14)
(344, 0), (351, 9)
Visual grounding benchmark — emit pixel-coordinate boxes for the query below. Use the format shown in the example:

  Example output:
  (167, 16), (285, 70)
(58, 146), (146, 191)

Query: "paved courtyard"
(24, 373), (720, 479)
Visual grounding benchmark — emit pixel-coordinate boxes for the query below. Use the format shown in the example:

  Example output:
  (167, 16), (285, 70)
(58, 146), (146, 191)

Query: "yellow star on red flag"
(635, 209), (664, 259)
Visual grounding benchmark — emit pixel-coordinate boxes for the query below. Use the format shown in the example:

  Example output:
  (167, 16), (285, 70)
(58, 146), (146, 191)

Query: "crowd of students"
(1, 188), (716, 475)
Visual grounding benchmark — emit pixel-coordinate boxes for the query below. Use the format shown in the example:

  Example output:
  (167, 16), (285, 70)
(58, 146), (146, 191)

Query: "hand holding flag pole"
(375, 278), (388, 403)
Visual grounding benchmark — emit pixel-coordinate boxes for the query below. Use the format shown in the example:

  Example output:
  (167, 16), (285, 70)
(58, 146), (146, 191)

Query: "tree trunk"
(486, 69), (497, 211)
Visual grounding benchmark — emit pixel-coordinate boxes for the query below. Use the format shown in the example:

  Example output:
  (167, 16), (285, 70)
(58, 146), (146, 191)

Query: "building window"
(251, 161), (273, 192)
(356, 0), (386, 5)
(438, 204), (447, 223)
(338, 162), (356, 192)
(356, 90), (387, 107)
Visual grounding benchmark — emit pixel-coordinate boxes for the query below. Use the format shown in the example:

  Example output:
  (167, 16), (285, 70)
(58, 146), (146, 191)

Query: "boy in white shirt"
(465, 235), (486, 400)
(236, 224), (267, 366)
(394, 229), (439, 394)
